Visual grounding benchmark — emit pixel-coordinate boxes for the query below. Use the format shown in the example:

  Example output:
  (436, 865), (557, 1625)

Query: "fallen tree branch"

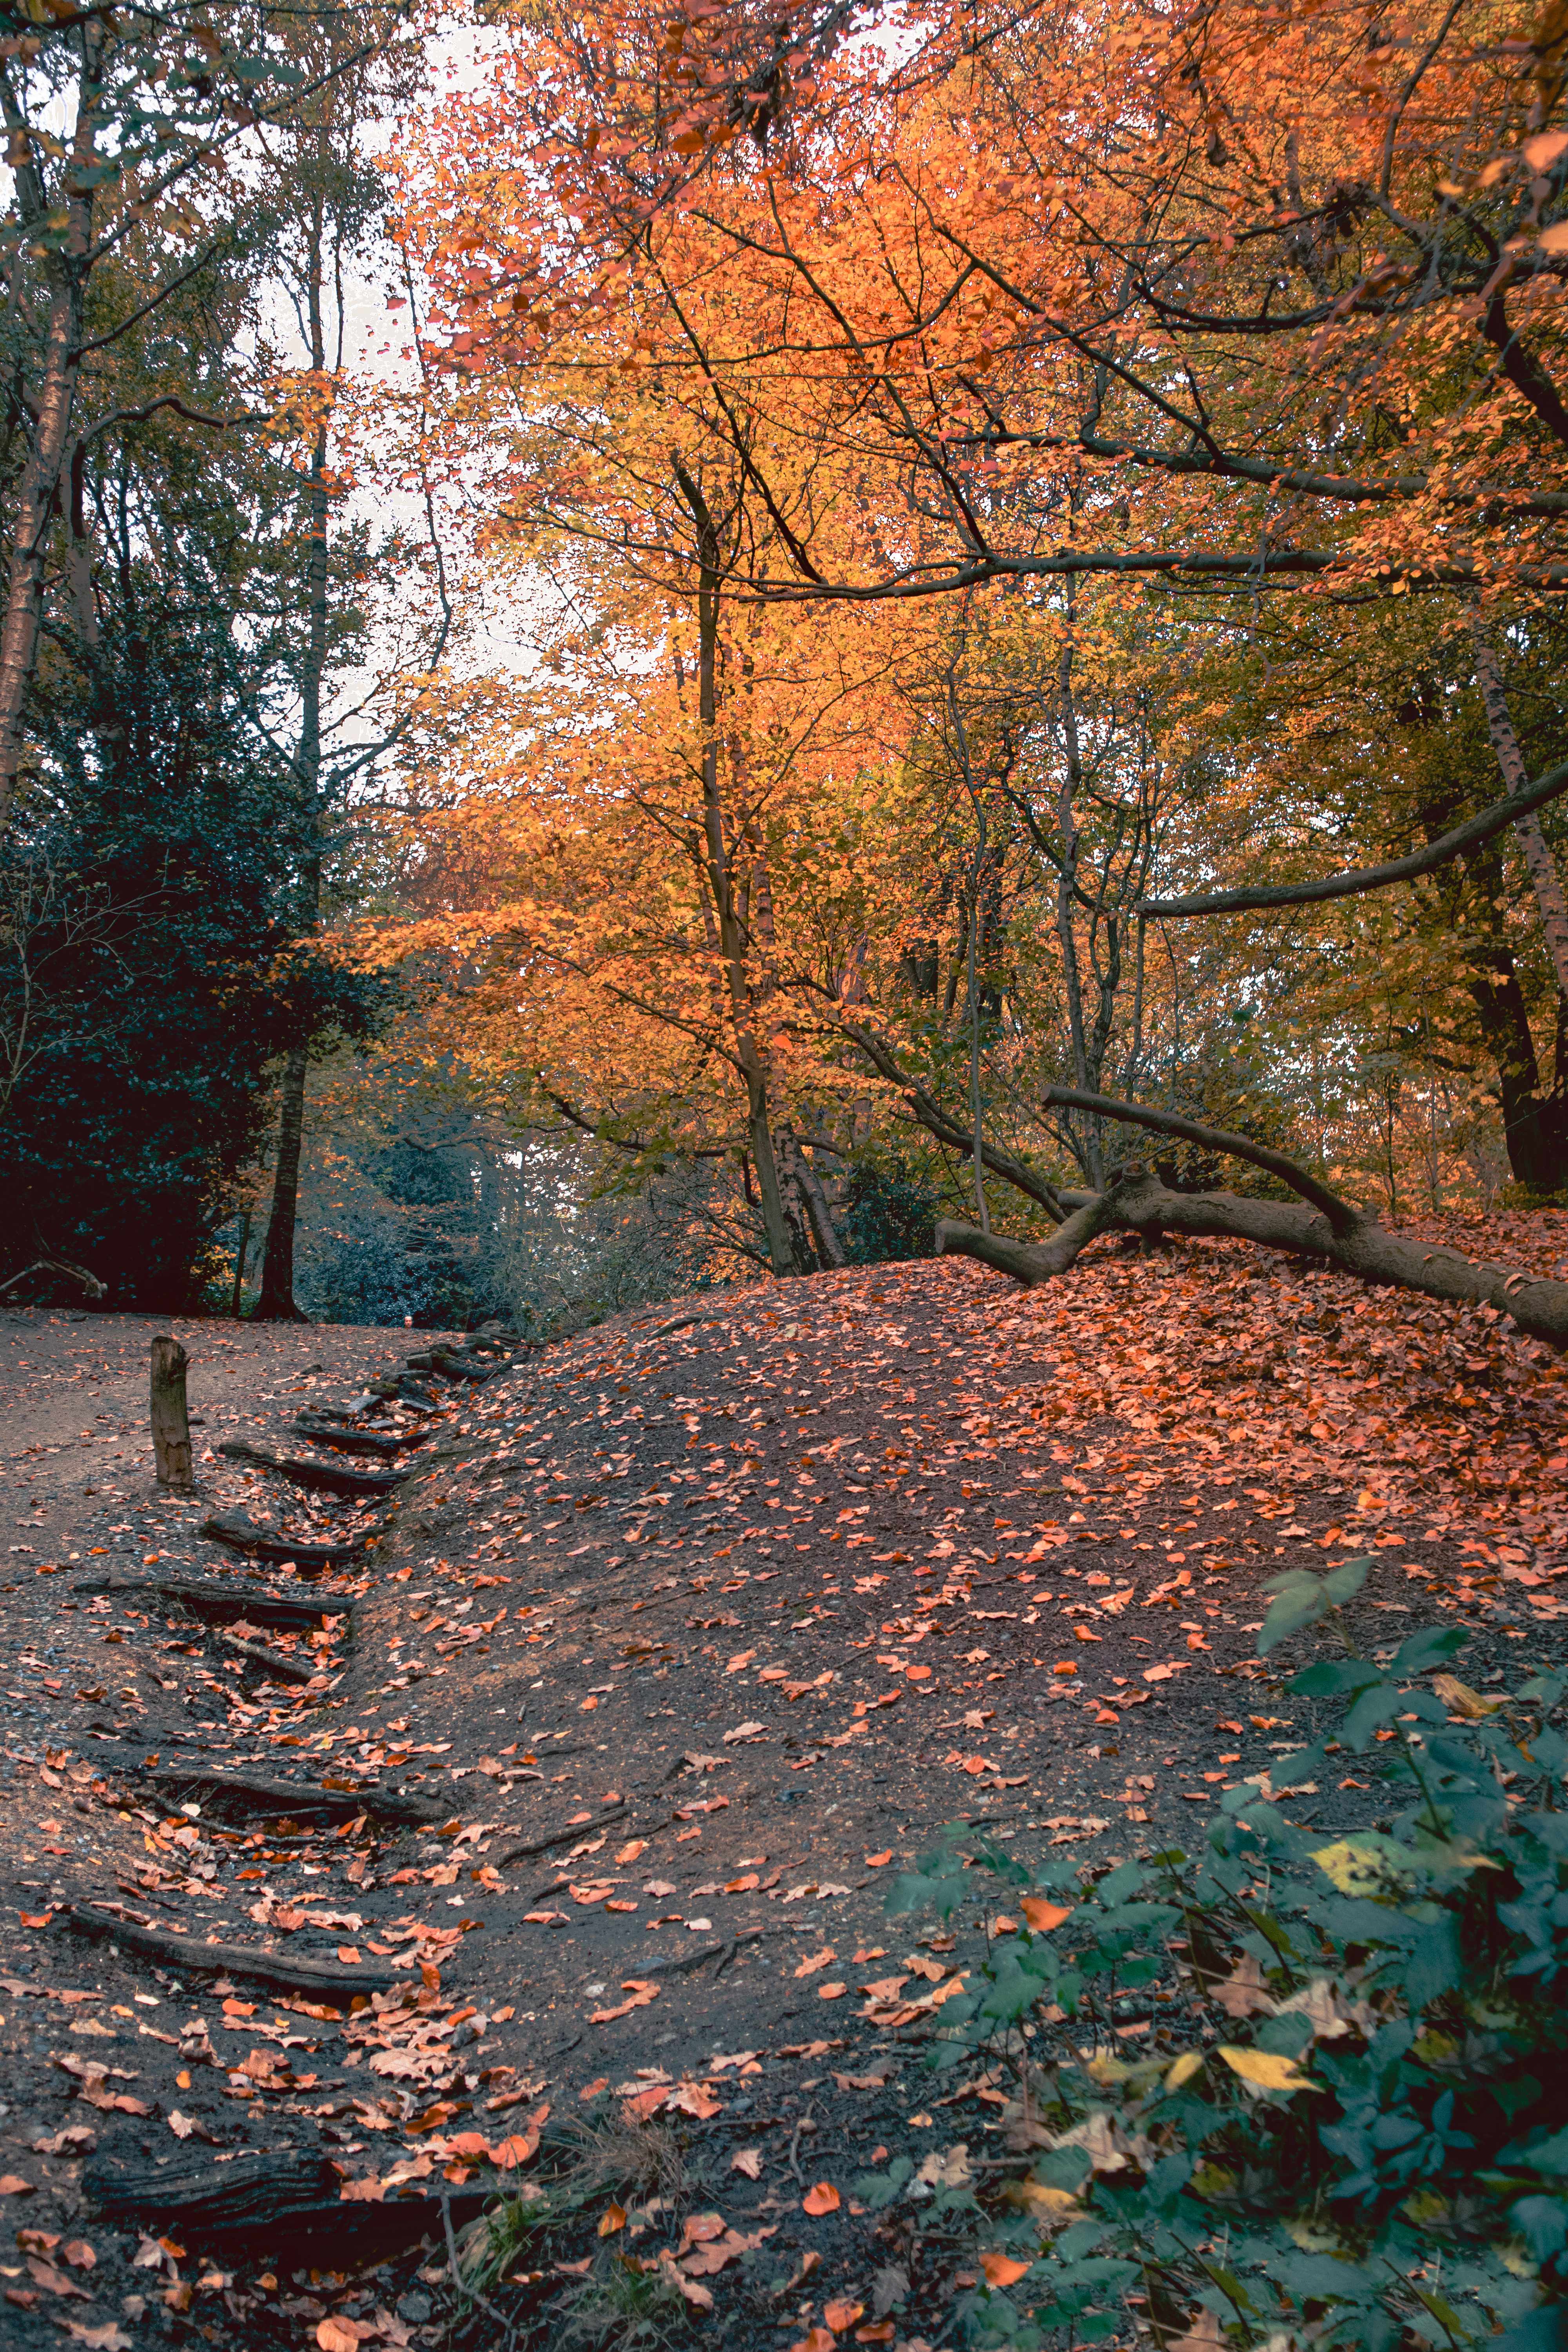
(220, 1629), (316, 1683)
(75, 1569), (349, 1628)
(1139, 752), (1568, 917)
(935, 1194), (1115, 1283)
(1042, 1086), (1359, 1231)
(0, 1254), (106, 1299)
(940, 1165), (1568, 1350)
(497, 1797), (629, 1868)
(218, 1439), (408, 1497)
(134, 1759), (444, 1827)
(200, 1513), (363, 1569)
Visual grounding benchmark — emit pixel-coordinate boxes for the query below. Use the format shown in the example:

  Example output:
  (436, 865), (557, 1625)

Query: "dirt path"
(0, 1311), (452, 1576)
(0, 1239), (1565, 2352)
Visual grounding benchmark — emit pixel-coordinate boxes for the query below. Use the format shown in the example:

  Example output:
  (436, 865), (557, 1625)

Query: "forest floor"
(2, 1212), (1568, 2352)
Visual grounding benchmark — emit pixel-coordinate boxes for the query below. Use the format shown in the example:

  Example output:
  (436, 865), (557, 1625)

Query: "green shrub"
(881, 1561), (1568, 2352)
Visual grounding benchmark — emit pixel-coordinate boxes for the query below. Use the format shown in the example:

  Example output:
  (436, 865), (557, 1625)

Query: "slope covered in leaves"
(1, 1229), (1565, 2352)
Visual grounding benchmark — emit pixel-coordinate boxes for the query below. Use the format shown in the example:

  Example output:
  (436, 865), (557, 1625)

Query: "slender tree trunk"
(0, 29), (102, 829)
(254, 1046), (310, 1319)
(779, 1126), (847, 1267)
(255, 189), (330, 1319)
(230, 1207), (253, 1319)
(1052, 627), (1103, 1187)
(1471, 628), (1568, 996)
(675, 458), (806, 1277)
(968, 799), (991, 1235)
(1416, 709), (1568, 1194)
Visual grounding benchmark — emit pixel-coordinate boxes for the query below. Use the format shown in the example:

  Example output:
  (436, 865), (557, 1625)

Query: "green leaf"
(1390, 1626), (1469, 1678)
(1402, 1913), (1461, 2009)
(1342, 1681), (1403, 1750)
(1290, 1658), (1385, 1697)
(1323, 1557), (1373, 1606)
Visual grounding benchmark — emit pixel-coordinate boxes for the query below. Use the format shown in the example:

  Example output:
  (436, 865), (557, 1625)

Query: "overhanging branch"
(1140, 753), (1568, 917)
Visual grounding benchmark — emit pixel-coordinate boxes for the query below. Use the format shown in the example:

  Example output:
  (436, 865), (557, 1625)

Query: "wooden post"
(151, 1336), (194, 1493)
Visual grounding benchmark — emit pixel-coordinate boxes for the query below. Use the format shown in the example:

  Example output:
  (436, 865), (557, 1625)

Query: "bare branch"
(1139, 752), (1568, 917)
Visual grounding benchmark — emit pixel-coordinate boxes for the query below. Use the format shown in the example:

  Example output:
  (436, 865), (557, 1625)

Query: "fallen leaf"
(1431, 1673), (1503, 1719)
(599, 2203), (626, 2237)
(824, 2300), (865, 2333)
(317, 2321), (360, 2352)
(802, 2181), (840, 2215)
(914, 2145), (971, 2189)
(864, 1851), (892, 1867)
(794, 1948), (837, 1978)
(1211, 1955), (1276, 2019)
(167, 2113), (194, 2141)
(1216, 2045), (1319, 2094)
(981, 2252), (1031, 2289)
(817, 1982), (847, 2000)
(0, 2175), (36, 2195)
(1018, 1896), (1071, 1933)
(731, 2147), (763, 2179)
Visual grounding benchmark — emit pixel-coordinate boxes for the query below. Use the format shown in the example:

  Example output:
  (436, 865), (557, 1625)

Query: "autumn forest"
(4, 3), (1568, 2345)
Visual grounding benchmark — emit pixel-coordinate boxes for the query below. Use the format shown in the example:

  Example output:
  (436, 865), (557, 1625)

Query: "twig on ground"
(785, 2105), (813, 2184)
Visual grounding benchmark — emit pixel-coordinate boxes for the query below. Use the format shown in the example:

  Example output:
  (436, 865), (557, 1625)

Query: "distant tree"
(0, 599), (385, 1307)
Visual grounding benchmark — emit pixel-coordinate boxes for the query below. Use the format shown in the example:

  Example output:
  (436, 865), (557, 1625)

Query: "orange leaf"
(982, 2252), (1032, 2288)
(824, 2299), (865, 2332)
(791, 2331), (836, 2352)
(599, 2203), (627, 2237)
(317, 2321), (359, 2352)
(802, 2181), (840, 2215)
(864, 1851), (892, 1867)
(1019, 1897), (1071, 1933)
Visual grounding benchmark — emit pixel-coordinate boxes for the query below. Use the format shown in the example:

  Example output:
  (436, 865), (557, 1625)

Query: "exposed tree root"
(65, 1903), (401, 1993)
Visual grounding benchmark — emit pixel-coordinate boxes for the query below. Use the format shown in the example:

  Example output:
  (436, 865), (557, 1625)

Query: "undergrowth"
(872, 1559), (1568, 2352)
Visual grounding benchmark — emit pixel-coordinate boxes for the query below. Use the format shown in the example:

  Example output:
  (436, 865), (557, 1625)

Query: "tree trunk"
(254, 191), (332, 1319)
(935, 1087), (1568, 1350)
(777, 1125), (846, 1267)
(254, 1046), (310, 1320)
(0, 30), (102, 829)
(230, 1207), (252, 1319)
(1470, 628), (1568, 998)
(675, 458), (807, 1278)
(1409, 723), (1568, 1196)
(150, 1336), (194, 1493)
